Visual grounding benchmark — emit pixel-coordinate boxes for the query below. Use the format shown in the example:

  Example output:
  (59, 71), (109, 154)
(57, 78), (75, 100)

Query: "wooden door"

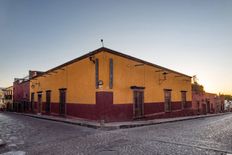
(46, 91), (51, 113)
(164, 90), (171, 112)
(133, 91), (144, 118)
(38, 94), (42, 113)
(96, 92), (113, 121)
(31, 93), (34, 112)
(59, 89), (66, 116)
(202, 104), (207, 114)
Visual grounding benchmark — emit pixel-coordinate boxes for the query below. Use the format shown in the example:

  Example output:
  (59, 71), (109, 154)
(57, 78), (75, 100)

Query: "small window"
(95, 58), (99, 89)
(164, 89), (172, 112)
(109, 58), (113, 89)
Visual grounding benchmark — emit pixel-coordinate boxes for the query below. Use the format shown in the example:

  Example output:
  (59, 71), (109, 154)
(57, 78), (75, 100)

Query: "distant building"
(225, 100), (232, 111)
(3, 86), (13, 111)
(192, 83), (224, 114)
(0, 88), (5, 110)
(13, 71), (43, 112)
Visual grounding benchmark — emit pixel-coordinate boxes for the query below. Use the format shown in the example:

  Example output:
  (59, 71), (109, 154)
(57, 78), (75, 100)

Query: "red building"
(192, 83), (224, 114)
(13, 79), (30, 112)
(13, 71), (43, 112)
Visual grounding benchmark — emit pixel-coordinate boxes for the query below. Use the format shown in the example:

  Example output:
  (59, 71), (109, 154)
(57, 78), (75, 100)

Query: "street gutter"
(9, 112), (231, 130)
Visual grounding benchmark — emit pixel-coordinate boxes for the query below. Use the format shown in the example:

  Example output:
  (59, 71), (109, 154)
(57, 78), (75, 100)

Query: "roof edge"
(102, 47), (192, 78)
(32, 47), (192, 79)
(31, 47), (104, 79)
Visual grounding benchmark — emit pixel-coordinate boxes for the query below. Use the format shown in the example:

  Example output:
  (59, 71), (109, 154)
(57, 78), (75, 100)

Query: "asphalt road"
(0, 112), (232, 155)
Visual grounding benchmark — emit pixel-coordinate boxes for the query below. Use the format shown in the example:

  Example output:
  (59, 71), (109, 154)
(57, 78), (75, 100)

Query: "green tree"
(224, 95), (232, 101)
(192, 83), (204, 93)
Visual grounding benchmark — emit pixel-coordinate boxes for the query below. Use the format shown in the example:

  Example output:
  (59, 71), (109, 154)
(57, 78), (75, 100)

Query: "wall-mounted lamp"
(159, 71), (168, 85)
(89, 55), (96, 64)
(31, 84), (35, 89)
(163, 72), (168, 80)
(31, 82), (40, 89)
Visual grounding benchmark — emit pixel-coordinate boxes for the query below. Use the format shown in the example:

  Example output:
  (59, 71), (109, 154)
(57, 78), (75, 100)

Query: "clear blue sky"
(0, 0), (232, 94)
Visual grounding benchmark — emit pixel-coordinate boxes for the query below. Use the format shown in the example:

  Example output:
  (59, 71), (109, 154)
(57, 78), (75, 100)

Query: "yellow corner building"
(30, 47), (192, 122)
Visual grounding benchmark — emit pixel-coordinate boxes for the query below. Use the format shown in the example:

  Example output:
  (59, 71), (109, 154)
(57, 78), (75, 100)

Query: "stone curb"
(16, 113), (102, 129)
(9, 112), (230, 130)
(118, 113), (229, 129)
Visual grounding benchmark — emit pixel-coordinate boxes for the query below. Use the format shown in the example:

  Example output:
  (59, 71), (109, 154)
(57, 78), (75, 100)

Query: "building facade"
(30, 47), (192, 122)
(0, 88), (5, 110)
(13, 79), (30, 112)
(13, 71), (43, 112)
(192, 85), (224, 115)
(4, 86), (13, 111)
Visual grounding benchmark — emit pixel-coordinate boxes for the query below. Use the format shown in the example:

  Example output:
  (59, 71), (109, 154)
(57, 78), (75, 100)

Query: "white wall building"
(0, 88), (5, 109)
(225, 100), (232, 111)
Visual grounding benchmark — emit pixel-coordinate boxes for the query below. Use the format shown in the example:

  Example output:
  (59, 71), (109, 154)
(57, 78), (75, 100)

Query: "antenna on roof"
(193, 75), (198, 84)
(101, 39), (104, 47)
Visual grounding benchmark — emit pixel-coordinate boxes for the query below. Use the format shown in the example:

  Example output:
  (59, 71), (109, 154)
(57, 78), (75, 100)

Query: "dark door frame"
(46, 90), (51, 114)
(37, 93), (42, 114)
(132, 89), (144, 119)
(59, 88), (66, 116)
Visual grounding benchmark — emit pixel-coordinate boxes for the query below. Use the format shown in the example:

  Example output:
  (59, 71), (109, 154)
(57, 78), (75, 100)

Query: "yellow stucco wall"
(30, 50), (192, 105)
(30, 55), (97, 104)
(97, 51), (192, 104)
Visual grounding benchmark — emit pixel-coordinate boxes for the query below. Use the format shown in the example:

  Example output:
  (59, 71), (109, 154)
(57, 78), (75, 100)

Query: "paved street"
(1, 113), (232, 155)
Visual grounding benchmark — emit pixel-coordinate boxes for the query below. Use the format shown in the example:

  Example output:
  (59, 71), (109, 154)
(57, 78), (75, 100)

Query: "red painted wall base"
(31, 92), (194, 122)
